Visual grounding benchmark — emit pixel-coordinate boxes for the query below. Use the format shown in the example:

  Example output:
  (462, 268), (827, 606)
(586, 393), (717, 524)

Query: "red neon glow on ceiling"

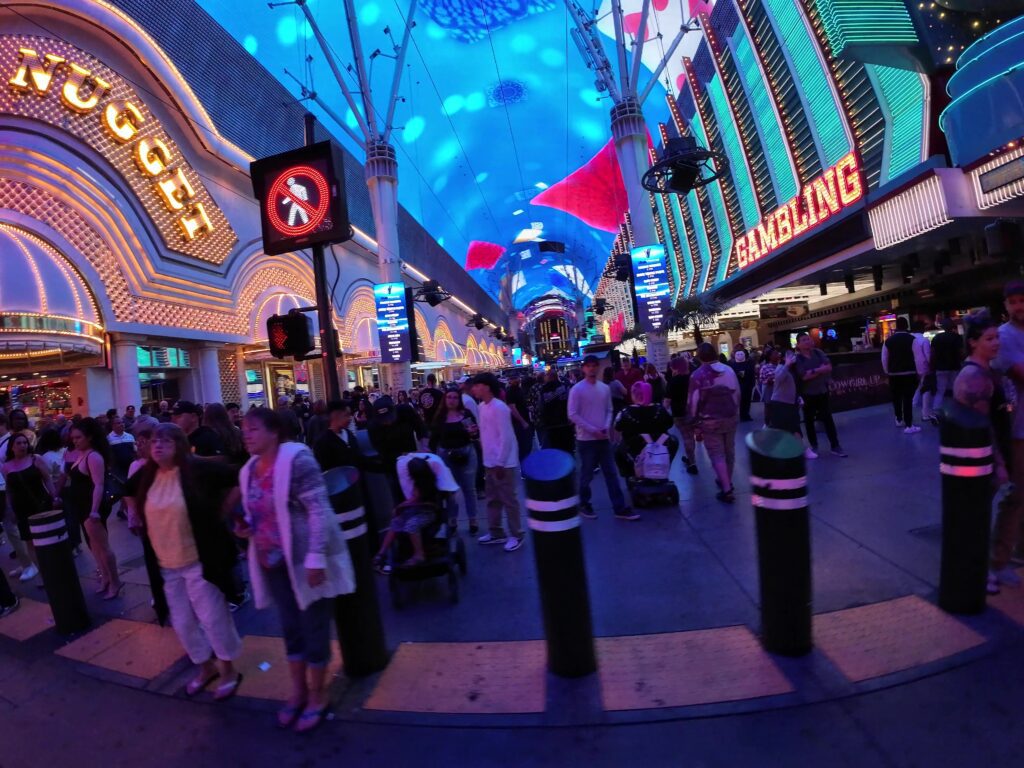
(530, 139), (630, 234)
(465, 240), (506, 271)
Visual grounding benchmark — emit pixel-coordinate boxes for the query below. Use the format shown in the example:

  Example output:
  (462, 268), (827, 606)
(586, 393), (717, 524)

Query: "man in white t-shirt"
(471, 373), (523, 552)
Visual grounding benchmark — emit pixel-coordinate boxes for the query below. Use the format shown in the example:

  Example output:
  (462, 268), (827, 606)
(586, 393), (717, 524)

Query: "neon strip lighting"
(732, 33), (799, 203)
(654, 195), (682, 304)
(688, 116), (734, 287)
(868, 64), (926, 182)
(685, 188), (713, 293)
(817, 0), (918, 56)
(868, 174), (951, 250)
(761, 0), (851, 167)
(669, 194), (695, 297)
(706, 76), (760, 229)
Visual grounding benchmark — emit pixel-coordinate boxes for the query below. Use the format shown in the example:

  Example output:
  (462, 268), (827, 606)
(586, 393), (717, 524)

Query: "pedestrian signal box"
(250, 141), (351, 255)
(267, 312), (315, 360)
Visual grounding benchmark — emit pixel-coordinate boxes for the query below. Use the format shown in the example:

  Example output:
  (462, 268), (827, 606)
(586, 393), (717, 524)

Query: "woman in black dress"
(2, 433), (59, 581)
(67, 418), (121, 599)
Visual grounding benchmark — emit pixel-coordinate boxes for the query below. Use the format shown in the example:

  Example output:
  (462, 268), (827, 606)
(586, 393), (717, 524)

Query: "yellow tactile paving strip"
(57, 618), (185, 680)
(234, 635), (342, 702)
(596, 626), (794, 711)
(0, 597), (55, 641)
(814, 595), (986, 682)
(364, 640), (547, 714)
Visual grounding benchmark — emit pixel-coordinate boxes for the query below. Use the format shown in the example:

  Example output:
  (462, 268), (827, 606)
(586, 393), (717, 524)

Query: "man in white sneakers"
(471, 373), (523, 552)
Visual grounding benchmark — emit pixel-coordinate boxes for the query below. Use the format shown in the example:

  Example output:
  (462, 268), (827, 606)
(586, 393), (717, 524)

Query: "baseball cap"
(373, 395), (396, 418)
(582, 354), (600, 365)
(170, 400), (201, 416)
(1005, 280), (1024, 298)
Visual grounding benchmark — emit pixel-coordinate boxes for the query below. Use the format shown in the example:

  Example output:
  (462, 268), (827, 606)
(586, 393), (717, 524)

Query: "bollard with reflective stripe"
(28, 509), (90, 635)
(521, 449), (596, 678)
(746, 430), (812, 657)
(938, 403), (994, 615)
(323, 466), (389, 676)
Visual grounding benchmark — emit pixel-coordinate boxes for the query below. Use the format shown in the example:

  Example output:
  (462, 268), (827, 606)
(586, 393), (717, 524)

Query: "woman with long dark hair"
(203, 403), (246, 465)
(430, 389), (479, 533)
(67, 417), (121, 599)
(2, 432), (59, 582)
(236, 407), (355, 732)
(134, 423), (243, 699)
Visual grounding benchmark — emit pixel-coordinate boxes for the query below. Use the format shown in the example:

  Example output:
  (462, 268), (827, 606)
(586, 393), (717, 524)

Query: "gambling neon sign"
(735, 152), (864, 271)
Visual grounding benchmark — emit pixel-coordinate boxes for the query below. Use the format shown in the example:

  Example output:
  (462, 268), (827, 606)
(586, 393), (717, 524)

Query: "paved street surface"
(3, 404), (1023, 767)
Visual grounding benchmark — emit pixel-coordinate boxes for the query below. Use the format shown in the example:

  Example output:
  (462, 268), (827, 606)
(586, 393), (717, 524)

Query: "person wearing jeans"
(794, 333), (847, 458)
(569, 355), (635, 520)
(883, 316), (929, 434)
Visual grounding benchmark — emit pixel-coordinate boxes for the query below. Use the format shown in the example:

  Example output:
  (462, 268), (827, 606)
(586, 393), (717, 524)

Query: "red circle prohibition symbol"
(267, 165), (330, 237)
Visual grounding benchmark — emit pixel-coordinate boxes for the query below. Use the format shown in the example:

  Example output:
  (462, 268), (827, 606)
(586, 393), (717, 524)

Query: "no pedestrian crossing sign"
(250, 141), (351, 255)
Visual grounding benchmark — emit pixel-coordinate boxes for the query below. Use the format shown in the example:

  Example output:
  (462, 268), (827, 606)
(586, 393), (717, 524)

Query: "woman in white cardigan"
(236, 407), (355, 733)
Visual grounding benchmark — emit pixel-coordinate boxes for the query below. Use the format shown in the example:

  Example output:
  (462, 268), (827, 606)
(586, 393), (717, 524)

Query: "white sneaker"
(895, 419), (905, 427)
(995, 566), (1022, 587)
(478, 533), (508, 545)
(903, 426), (921, 435)
(804, 448), (818, 459)
(503, 537), (523, 552)
(19, 564), (38, 582)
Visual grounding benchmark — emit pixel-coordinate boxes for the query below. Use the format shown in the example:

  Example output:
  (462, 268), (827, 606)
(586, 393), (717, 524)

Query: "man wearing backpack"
(689, 343), (741, 503)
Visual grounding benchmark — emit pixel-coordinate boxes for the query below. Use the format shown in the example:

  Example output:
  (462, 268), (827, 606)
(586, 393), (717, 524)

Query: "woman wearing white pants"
(134, 423), (244, 700)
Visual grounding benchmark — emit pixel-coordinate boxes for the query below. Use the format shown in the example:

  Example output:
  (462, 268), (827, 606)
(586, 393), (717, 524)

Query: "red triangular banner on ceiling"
(530, 139), (630, 234)
(465, 240), (506, 271)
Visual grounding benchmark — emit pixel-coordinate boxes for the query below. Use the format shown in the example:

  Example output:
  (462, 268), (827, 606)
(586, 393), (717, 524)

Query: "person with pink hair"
(613, 380), (676, 479)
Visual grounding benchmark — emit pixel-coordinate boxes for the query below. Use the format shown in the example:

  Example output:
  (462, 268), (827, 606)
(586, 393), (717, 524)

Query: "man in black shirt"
(368, 395), (427, 503)
(171, 400), (225, 458)
(538, 368), (574, 453)
(417, 374), (444, 425)
(314, 401), (363, 471)
(930, 318), (964, 413)
(667, 355), (697, 474)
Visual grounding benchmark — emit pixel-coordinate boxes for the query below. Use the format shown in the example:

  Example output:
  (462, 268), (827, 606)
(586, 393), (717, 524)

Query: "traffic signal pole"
(306, 113), (342, 402)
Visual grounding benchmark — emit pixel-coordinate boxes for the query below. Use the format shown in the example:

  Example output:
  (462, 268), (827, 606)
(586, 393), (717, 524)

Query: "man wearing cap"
(569, 355), (636, 521)
(368, 395), (427, 503)
(471, 373), (524, 552)
(991, 280), (1024, 589)
(171, 401), (225, 459)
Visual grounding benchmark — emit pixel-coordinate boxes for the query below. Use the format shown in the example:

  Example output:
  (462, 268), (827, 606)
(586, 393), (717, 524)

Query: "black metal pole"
(938, 402), (994, 615)
(521, 449), (597, 677)
(747, 429), (812, 656)
(323, 466), (389, 676)
(305, 113), (342, 402)
(28, 509), (90, 635)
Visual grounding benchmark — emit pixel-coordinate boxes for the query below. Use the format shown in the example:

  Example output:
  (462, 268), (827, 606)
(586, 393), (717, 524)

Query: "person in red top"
(615, 357), (644, 402)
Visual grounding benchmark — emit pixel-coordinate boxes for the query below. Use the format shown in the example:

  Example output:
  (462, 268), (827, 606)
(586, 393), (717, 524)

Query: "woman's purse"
(442, 445), (471, 466)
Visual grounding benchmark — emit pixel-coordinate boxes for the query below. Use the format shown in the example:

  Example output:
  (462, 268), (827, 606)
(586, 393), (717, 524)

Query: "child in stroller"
(372, 457), (442, 570)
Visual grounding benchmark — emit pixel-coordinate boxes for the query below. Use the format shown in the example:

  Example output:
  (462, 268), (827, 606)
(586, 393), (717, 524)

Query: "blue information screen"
(630, 244), (671, 333)
(374, 282), (411, 364)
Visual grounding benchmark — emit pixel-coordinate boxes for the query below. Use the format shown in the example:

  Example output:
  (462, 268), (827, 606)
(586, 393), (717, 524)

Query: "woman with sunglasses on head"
(66, 417), (121, 599)
(134, 423), (243, 699)
(2, 431), (59, 582)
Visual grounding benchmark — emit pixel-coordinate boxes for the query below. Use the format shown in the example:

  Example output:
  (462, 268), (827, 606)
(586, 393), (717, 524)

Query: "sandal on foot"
(212, 673), (243, 701)
(277, 700), (306, 728)
(185, 672), (219, 697)
(294, 705), (329, 733)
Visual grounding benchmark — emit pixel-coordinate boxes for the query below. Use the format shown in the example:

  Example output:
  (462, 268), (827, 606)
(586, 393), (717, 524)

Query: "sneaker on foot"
(895, 419), (905, 427)
(903, 426), (921, 435)
(715, 489), (736, 504)
(0, 597), (19, 618)
(995, 566), (1021, 587)
(468, 522), (480, 535)
(614, 508), (640, 521)
(18, 564), (38, 582)
(830, 448), (849, 458)
(804, 448), (818, 459)
(503, 537), (523, 552)
(686, 462), (699, 476)
(478, 533), (508, 545)
(7, 567), (22, 578)
(579, 505), (597, 520)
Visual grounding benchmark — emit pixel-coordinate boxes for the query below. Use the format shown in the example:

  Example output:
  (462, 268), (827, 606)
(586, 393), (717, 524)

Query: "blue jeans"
(263, 563), (332, 667)
(577, 439), (627, 513)
(444, 447), (478, 524)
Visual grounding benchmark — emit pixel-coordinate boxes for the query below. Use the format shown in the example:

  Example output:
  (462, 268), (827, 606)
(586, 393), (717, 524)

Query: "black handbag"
(442, 445), (471, 466)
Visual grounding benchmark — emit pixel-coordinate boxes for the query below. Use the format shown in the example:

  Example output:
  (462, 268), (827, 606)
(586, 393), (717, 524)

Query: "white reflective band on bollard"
(939, 463), (993, 477)
(341, 523), (368, 540)
(940, 446), (993, 459)
(749, 476), (807, 491)
(526, 496), (580, 512)
(32, 533), (68, 546)
(336, 507), (366, 524)
(751, 494), (808, 511)
(527, 517), (581, 532)
(29, 520), (67, 534)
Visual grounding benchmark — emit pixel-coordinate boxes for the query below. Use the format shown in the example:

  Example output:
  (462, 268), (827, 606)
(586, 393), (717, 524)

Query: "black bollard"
(521, 449), (596, 678)
(938, 402), (994, 615)
(323, 466), (389, 676)
(747, 429), (812, 656)
(28, 509), (90, 635)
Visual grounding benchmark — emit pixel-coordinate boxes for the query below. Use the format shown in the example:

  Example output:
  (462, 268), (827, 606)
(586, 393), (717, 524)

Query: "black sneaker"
(468, 522), (480, 536)
(579, 505), (597, 519)
(686, 462), (698, 476)
(715, 489), (735, 504)
(830, 448), (849, 458)
(0, 597), (19, 618)
(614, 508), (640, 521)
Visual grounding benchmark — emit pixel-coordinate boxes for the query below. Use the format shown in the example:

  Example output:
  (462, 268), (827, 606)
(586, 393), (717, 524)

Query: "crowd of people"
(3, 292), (1024, 723)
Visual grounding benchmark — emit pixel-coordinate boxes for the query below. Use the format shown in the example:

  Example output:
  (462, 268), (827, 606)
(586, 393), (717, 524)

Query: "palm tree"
(618, 294), (725, 345)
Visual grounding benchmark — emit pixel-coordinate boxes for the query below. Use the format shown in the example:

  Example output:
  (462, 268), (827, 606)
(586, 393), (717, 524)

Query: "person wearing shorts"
(689, 343), (740, 503)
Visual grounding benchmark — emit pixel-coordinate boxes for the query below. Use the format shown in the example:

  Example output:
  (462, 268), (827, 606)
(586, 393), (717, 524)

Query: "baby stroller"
(382, 498), (467, 607)
(616, 433), (680, 508)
